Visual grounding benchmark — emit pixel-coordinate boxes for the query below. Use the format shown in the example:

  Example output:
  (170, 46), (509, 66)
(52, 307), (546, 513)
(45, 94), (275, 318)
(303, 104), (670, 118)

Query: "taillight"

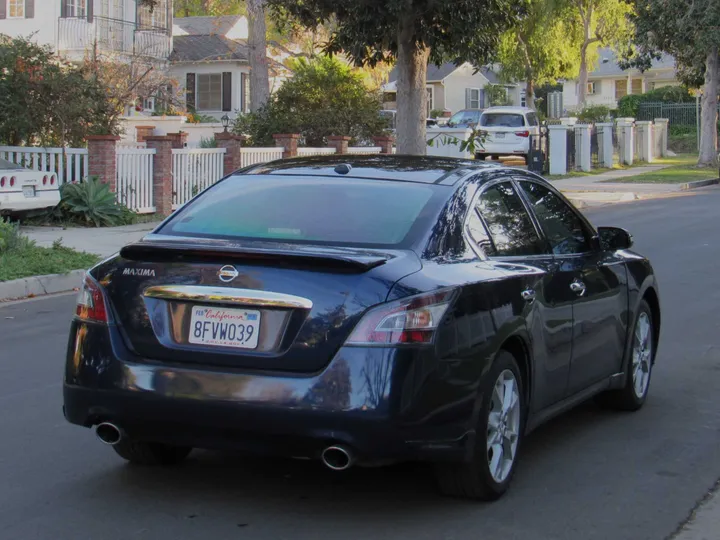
(43, 175), (48, 185)
(76, 275), (109, 323)
(9, 176), (16, 187)
(346, 288), (457, 345)
(0, 177), (5, 187)
(515, 131), (530, 137)
(50, 175), (56, 185)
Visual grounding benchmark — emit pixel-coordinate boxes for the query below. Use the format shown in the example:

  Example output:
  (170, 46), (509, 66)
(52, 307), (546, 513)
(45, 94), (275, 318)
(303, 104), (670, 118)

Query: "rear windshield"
(159, 175), (444, 248)
(480, 113), (526, 128)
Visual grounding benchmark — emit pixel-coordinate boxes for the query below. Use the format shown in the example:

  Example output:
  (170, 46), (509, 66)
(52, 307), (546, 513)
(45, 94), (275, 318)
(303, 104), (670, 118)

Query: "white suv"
(474, 106), (541, 162)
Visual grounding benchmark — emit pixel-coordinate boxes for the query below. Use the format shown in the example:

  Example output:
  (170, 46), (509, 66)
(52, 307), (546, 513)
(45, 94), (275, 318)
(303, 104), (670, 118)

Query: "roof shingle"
(170, 35), (248, 63)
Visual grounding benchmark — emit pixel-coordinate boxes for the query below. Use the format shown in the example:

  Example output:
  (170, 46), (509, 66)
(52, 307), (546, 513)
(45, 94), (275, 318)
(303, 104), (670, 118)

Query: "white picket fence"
(172, 148), (226, 208)
(298, 147), (337, 157)
(240, 147), (284, 167)
(0, 146), (88, 184)
(116, 147), (156, 213)
(347, 147), (382, 155)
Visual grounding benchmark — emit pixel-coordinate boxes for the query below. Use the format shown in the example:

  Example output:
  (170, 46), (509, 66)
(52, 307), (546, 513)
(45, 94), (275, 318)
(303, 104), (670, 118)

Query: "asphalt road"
(2, 189), (720, 540)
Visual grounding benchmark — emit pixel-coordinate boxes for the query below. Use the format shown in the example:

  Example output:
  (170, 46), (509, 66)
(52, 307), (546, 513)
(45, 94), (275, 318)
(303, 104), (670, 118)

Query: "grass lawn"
(0, 243), (99, 282)
(601, 154), (719, 184)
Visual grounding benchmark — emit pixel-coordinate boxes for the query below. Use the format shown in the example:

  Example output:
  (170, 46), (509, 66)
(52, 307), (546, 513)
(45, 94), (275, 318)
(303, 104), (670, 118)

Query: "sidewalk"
(553, 165), (681, 194)
(672, 481), (720, 540)
(22, 222), (159, 257)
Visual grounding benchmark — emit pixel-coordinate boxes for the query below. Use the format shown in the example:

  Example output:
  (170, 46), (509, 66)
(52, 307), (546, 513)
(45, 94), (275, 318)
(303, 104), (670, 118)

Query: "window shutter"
(465, 88), (471, 109)
(87, 0), (93, 22)
(186, 73), (196, 112)
(479, 89), (486, 108)
(25, 0), (34, 18)
(0, 1), (6, 19)
(222, 72), (232, 112)
(60, 0), (66, 18)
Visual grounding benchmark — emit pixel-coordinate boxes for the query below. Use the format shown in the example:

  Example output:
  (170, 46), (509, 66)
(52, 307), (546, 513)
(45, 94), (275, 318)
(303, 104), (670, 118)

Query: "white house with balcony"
(562, 48), (679, 111)
(0, 0), (172, 63)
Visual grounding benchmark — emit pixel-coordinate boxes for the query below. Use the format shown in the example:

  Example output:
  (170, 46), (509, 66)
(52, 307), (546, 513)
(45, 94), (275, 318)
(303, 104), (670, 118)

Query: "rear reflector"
(76, 275), (109, 323)
(345, 288), (457, 345)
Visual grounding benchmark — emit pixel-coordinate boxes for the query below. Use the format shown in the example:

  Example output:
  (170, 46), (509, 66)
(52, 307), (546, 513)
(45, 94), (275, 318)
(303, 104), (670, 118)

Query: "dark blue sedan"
(64, 155), (660, 500)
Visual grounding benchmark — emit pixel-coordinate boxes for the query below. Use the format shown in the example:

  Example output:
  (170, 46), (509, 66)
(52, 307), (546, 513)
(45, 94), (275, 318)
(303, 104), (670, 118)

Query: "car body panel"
(0, 160), (60, 213)
(477, 106), (541, 156)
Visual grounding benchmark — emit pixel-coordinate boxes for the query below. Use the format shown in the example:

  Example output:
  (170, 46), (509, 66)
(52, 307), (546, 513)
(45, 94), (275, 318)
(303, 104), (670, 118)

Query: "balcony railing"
(57, 16), (171, 60)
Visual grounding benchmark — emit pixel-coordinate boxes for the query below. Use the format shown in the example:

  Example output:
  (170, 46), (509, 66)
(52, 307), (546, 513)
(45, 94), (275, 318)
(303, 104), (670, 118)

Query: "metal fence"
(636, 102), (720, 126)
(590, 126), (600, 168)
(567, 128), (577, 171)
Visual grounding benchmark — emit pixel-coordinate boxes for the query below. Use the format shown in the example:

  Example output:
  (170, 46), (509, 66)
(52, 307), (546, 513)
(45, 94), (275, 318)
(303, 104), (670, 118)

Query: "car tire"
(435, 350), (525, 500)
(112, 439), (192, 466)
(596, 300), (655, 411)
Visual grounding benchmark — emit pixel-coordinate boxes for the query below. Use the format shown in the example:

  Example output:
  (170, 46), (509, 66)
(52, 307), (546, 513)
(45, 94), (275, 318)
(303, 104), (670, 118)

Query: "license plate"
(188, 306), (261, 349)
(22, 186), (36, 198)
(495, 133), (506, 139)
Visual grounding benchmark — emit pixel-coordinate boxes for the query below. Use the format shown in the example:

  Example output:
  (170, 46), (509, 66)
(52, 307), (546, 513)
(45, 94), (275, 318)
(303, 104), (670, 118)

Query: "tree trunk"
(578, 42), (589, 108)
(396, 16), (430, 155)
(698, 47), (718, 167)
(247, 0), (270, 113)
(525, 74), (535, 110)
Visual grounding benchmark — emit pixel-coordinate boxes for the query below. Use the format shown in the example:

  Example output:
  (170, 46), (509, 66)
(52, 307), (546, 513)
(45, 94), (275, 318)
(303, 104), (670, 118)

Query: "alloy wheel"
(487, 369), (521, 483)
(632, 312), (653, 398)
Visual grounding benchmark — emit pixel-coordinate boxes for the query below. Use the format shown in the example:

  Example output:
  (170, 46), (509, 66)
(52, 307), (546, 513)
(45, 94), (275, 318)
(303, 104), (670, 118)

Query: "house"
(562, 47), (678, 111)
(381, 62), (527, 115)
(0, 0), (173, 63)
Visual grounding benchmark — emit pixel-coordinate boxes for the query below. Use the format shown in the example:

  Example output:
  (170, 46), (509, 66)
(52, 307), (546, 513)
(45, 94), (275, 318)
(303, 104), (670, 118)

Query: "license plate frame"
(22, 185), (36, 198)
(188, 305), (261, 349)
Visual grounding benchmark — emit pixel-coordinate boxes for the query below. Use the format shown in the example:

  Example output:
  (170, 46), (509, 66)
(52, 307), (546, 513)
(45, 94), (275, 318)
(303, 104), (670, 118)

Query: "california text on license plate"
(189, 306), (261, 349)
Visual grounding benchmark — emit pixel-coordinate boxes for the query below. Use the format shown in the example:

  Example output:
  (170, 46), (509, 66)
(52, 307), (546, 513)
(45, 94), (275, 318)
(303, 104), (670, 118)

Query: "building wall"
(443, 64), (490, 113)
(170, 62), (250, 119)
(0, 1), (61, 47)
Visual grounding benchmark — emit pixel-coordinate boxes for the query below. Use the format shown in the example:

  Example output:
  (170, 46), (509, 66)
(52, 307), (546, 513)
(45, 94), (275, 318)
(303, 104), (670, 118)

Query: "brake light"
(43, 175), (48, 185)
(50, 175), (56, 185)
(9, 176), (15, 187)
(76, 275), (109, 323)
(346, 288), (457, 345)
(0, 177), (5, 187)
(515, 131), (530, 137)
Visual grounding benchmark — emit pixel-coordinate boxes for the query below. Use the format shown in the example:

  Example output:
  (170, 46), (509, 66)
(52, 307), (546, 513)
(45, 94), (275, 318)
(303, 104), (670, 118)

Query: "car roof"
(482, 106), (535, 114)
(242, 154), (502, 185)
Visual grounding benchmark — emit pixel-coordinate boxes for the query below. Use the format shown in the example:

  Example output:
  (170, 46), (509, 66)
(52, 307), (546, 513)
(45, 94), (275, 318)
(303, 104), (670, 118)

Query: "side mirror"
(597, 226), (633, 251)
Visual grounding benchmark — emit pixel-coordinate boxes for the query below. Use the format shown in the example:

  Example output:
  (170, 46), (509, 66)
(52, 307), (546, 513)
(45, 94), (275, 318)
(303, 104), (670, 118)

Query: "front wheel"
(113, 439), (192, 466)
(597, 299), (655, 411)
(435, 350), (525, 500)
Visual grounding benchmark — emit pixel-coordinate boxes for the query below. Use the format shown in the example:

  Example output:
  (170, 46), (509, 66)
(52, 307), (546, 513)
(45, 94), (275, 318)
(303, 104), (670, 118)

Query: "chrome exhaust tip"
(95, 422), (123, 446)
(321, 445), (353, 471)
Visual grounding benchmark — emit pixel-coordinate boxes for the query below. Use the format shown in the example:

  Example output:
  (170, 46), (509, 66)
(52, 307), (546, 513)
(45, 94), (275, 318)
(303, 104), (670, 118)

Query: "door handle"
(570, 280), (586, 297)
(521, 289), (536, 302)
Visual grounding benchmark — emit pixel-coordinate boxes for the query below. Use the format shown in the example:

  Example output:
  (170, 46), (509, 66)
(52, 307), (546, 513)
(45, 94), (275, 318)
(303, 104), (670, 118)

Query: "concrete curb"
(679, 177), (720, 191)
(0, 269), (85, 302)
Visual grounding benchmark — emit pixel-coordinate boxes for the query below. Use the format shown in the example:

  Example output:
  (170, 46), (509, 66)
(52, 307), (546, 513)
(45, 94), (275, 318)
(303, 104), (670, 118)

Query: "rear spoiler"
(119, 241), (390, 272)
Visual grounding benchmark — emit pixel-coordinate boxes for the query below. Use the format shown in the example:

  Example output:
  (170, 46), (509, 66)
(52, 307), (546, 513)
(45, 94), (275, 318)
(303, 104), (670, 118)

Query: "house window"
(615, 80), (627, 100)
(197, 74), (223, 111)
(587, 82), (597, 95)
(139, 0), (168, 29)
(468, 88), (481, 109)
(648, 81), (656, 91)
(520, 90), (526, 107)
(631, 79), (643, 94)
(426, 87), (434, 116)
(65, 0), (87, 17)
(8, 0), (24, 18)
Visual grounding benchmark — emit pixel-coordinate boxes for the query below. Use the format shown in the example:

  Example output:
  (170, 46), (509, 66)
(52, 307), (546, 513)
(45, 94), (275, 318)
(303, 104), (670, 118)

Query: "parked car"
(64, 155), (660, 501)
(446, 108), (483, 128)
(474, 106), (542, 162)
(0, 158), (60, 215)
(380, 110), (438, 131)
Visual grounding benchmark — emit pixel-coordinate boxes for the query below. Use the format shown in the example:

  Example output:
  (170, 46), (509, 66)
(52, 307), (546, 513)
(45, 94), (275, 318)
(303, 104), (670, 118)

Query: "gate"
(528, 127), (549, 174)
(566, 128), (576, 171)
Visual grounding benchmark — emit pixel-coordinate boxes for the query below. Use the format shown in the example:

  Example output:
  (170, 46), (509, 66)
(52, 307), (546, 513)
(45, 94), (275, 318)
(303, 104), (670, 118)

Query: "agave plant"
(58, 177), (124, 227)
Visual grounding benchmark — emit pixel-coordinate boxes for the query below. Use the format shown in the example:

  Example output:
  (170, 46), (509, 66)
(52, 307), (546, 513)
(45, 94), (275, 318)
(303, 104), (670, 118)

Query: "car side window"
(518, 180), (593, 255)
(526, 112), (539, 126)
(474, 182), (546, 257)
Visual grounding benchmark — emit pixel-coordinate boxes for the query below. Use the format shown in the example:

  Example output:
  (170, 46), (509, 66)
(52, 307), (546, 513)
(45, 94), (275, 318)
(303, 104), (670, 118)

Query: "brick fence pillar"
(327, 135), (351, 155)
(372, 135), (395, 154)
(166, 131), (188, 149)
(87, 135), (120, 192)
(215, 132), (244, 175)
(145, 136), (174, 217)
(135, 125), (155, 143)
(273, 133), (300, 159)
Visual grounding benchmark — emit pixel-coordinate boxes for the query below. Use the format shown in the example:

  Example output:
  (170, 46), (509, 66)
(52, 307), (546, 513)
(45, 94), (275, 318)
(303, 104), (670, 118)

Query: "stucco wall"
(443, 64), (490, 113)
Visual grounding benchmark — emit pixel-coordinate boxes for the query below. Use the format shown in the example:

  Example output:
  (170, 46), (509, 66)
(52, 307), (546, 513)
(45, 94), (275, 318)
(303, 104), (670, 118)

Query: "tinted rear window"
(159, 175), (444, 248)
(480, 113), (525, 128)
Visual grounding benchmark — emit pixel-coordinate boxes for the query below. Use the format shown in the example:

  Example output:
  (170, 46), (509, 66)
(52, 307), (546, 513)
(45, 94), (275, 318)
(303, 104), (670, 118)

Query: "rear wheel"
(435, 350), (525, 500)
(597, 300), (655, 411)
(113, 439), (192, 466)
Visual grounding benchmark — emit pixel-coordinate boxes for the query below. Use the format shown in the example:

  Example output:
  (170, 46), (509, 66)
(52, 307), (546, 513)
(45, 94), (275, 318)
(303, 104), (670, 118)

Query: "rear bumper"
(64, 321), (478, 464)
(478, 141), (530, 155)
(0, 190), (60, 213)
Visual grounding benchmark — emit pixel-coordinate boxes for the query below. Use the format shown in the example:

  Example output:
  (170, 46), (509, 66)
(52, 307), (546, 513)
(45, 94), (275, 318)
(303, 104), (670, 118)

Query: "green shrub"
(485, 83), (512, 107)
(0, 218), (33, 253)
(233, 56), (387, 147)
(617, 86), (695, 118)
(48, 177), (125, 227)
(199, 136), (218, 148)
(576, 105), (611, 123)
